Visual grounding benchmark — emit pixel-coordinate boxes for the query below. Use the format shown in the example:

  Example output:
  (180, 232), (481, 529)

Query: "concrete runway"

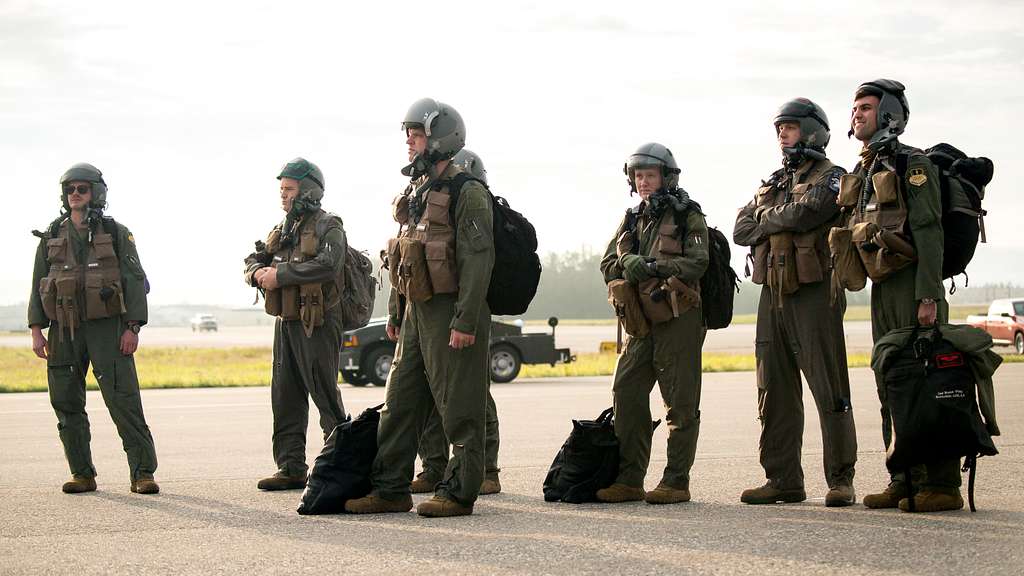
(2, 365), (1022, 575)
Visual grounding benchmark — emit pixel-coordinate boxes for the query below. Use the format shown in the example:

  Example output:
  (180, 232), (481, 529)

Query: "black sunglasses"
(64, 184), (91, 195)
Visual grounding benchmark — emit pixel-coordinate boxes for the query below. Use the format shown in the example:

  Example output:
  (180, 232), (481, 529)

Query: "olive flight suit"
(600, 198), (708, 490)
(372, 163), (495, 506)
(28, 216), (158, 481)
(417, 391), (500, 482)
(244, 209), (348, 478)
(847, 142), (958, 493)
(733, 157), (858, 492)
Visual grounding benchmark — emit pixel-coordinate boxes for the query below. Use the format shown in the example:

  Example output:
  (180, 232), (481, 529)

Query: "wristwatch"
(127, 323), (142, 334)
(920, 298), (936, 305)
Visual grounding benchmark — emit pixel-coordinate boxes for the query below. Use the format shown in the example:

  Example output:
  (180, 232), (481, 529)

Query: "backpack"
(448, 173), (542, 316)
(878, 326), (998, 511)
(338, 245), (376, 330)
(896, 143), (993, 283)
(296, 403), (383, 515)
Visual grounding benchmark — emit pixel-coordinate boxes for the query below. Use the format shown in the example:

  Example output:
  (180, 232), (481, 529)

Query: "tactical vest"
(385, 176), (459, 303)
(749, 159), (835, 297)
(263, 211), (339, 336)
(39, 218), (126, 340)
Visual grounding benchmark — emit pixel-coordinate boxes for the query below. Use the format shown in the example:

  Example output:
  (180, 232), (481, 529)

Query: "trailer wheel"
(365, 346), (394, 387)
(489, 344), (521, 383)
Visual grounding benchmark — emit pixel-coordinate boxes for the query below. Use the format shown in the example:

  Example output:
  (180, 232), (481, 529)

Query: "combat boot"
(899, 490), (964, 513)
(409, 471), (441, 494)
(257, 472), (307, 491)
(131, 476), (160, 495)
(416, 495), (473, 517)
(344, 493), (414, 514)
(479, 472), (501, 495)
(825, 484), (856, 507)
(740, 481), (806, 504)
(644, 482), (690, 505)
(595, 483), (645, 503)
(61, 475), (97, 494)
(862, 484), (906, 509)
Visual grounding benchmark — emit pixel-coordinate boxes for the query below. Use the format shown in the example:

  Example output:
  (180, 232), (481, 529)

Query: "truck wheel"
(489, 344), (521, 384)
(1015, 332), (1023, 355)
(341, 370), (369, 387)
(364, 346), (394, 387)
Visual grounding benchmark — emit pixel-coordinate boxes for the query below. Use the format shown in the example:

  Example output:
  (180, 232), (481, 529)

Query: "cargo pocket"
(299, 283), (325, 336)
(398, 237), (432, 302)
(838, 174), (863, 208)
(871, 170), (899, 204)
(425, 240), (458, 294)
(793, 232), (823, 284)
(828, 227), (867, 292)
(280, 285), (300, 320)
(84, 273), (110, 320)
(92, 235), (116, 261)
(638, 277), (674, 325)
(46, 237), (67, 263)
(424, 193), (451, 225)
(386, 238), (402, 289)
(852, 222), (914, 282)
(104, 278), (125, 317)
(39, 277), (58, 321)
(264, 287), (282, 317)
(768, 233), (798, 295)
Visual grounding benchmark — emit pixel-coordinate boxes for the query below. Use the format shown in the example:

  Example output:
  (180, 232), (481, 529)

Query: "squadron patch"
(828, 172), (841, 193)
(127, 233), (135, 244)
(908, 168), (928, 187)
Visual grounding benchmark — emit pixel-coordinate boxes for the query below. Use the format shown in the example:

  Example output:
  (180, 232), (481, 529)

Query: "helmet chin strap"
(401, 152), (433, 179)
(782, 144), (826, 166)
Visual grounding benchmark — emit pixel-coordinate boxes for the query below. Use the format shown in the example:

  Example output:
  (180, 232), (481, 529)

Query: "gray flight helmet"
(851, 79), (909, 150)
(277, 157), (325, 202)
(401, 98), (466, 177)
(774, 97), (830, 152)
(623, 142), (681, 192)
(60, 162), (107, 211)
(452, 148), (487, 185)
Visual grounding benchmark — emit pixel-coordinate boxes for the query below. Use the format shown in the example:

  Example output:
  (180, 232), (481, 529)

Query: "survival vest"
(38, 216), (127, 341)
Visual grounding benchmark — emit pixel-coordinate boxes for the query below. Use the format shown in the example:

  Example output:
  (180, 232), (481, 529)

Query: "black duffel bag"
(297, 403), (383, 515)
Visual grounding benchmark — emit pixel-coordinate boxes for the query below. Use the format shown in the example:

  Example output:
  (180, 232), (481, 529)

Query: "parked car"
(190, 314), (218, 332)
(967, 298), (1024, 354)
(339, 317), (575, 386)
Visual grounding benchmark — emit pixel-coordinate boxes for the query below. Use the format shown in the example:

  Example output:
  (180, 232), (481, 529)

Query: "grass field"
(3, 345), (1018, 393)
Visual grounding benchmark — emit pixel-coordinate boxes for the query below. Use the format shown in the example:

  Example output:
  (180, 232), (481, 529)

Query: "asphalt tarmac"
(1, 365), (1022, 575)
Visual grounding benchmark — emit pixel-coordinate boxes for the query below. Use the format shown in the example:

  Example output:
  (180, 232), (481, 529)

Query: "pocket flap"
(425, 240), (449, 261)
(851, 222), (878, 243)
(92, 235), (116, 260)
(426, 193), (450, 208)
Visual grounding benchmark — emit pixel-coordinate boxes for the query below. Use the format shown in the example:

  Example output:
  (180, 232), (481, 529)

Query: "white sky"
(3, 0), (1022, 309)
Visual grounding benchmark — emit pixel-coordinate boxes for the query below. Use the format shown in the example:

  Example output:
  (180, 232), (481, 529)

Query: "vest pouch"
(852, 222), (915, 282)
(54, 275), (79, 332)
(656, 222), (682, 256)
(767, 233), (799, 295)
(398, 237), (432, 303)
(750, 243), (769, 285)
(392, 194), (410, 224)
(871, 170), (899, 204)
(838, 174), (863, 208)
(264, 287), (282, 317)
(84, 272), (113, 320)
(793, 232), (824, 284)
(46, 237), (67, 264)
(299, 283), (325, 337)
(280, 285), (300, 320)
(300, 231), (318, 257)
(828, 227), (867, 292)
(424, 193), (451, 225)
(39, 277), (58, 321)
(638, 277), (674, 325)
(103, 278), (126, 318)
(92, 235), (117, 261)
(385, 237), (402, 289)
(665, 276), (699, 314)
(608, 279), (649, 338)
(425, 240), (458, 295)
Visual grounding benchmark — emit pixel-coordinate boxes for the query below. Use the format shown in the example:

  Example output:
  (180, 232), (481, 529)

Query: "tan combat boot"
(595, 483), (645, 503)
(825, 485), (856, 507)
(344, 493), (413, 514)
(740, 481), (806, 504)
(409, 472), (440, 494)
(479, 473), (501, 495)
(257, 472), (307, 491)
(416, 495), (473, 517)
(898, 490), (964, 513)
(62, 475), (97, 494)
(131, 476), (160, 495)
(645, 482), (691, 505)
(863, 484), (905, 509)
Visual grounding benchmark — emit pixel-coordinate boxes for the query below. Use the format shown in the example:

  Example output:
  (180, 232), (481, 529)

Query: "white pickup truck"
(966, 298), (1024, 354)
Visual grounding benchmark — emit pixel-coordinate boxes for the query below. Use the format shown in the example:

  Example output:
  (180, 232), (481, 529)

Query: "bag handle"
(596, 407), (614, 425)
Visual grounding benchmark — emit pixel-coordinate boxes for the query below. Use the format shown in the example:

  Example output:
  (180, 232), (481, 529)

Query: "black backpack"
(897, 143), (993, 283)
(296, 403), (383, 515)
(449, 174), (542, 316)
(664, 202), (740, 329)
(880, 327), (998, 511)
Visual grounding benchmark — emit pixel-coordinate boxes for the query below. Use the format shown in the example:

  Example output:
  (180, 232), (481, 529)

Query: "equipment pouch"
(84, 272), (109, 320)
(46, 237), (67, 263)
(280, 285), (300, 320)
(385, 238), (401, 288)
(872, 170), (899, 204)
(852, 222), (915, 282)
(767, 233), (799, 295)
(398, 237), (433, 302)
(39, 277), (58, 321)
(608, 279), (649, 338)
(750, 243), (768, 285)
(838, 174), (863, 208)
(264, 287), (282, 317)
(425, 240), (458, 295)
(424, 193), (451, 225)
(54, 275), (79, 336)
(92, 235), (116, 261)
(828, 227), (867, 292)
(300, 231), (318, 257)
(666, 276), (699, 313)
(638, 277), (674, 325)
(793, 232), (824, 284)
(656, 222), (682, 256)
(299, 283), (325, 337)
(392, 194), (410, 224)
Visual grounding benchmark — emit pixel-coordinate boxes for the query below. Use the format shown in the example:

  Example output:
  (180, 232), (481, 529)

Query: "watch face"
(130, 324), (141, 334)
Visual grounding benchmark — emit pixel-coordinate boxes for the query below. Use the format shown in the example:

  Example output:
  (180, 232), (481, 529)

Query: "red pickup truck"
(967, 299), (1024, 354)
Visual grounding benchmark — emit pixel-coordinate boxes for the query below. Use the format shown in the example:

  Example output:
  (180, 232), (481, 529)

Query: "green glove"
(620, 254), (651, 283)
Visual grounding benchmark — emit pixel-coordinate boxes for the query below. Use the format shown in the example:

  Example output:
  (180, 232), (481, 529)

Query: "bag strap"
(962, 454), (978, 512)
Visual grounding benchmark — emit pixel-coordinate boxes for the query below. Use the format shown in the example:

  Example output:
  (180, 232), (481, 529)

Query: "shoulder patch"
(127, 233), (135, 244)
(908, 167), (928, 187)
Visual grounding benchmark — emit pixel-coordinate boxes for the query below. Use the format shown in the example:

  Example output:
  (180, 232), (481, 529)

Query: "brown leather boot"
(740, 481), (806, 504)
(131, 476), (160, 495)
(863, 484), (905, 509)
(899, 490), (964, 513)
(825, 484), (856, 507)
(645, 482), (691, 505)
(595, 483), (645, 503)
(257, 472), (307, 491)
(416, 495), (473, 517)
(410, 472), (440, 494)
(479, 473), (501, 495)
(344, 494), (413, 514)
(62, 476), (97, 494)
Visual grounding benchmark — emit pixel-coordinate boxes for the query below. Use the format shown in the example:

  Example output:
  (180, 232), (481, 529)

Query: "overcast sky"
(3, 0), (1022, 310)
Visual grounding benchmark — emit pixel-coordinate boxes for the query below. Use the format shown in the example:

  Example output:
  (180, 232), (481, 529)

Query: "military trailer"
(340, 317), (574, 386)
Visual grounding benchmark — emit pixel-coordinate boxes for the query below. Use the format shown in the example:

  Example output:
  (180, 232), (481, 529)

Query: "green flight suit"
(851, 142), (958, 492)
(733, 157), (858, 490)
(417, 389), (500, 481)
(600, 201), (708, 490)
(244, 209), (348, 478)
(372, 164), (495, 506)
(28, 217), (158, 481)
